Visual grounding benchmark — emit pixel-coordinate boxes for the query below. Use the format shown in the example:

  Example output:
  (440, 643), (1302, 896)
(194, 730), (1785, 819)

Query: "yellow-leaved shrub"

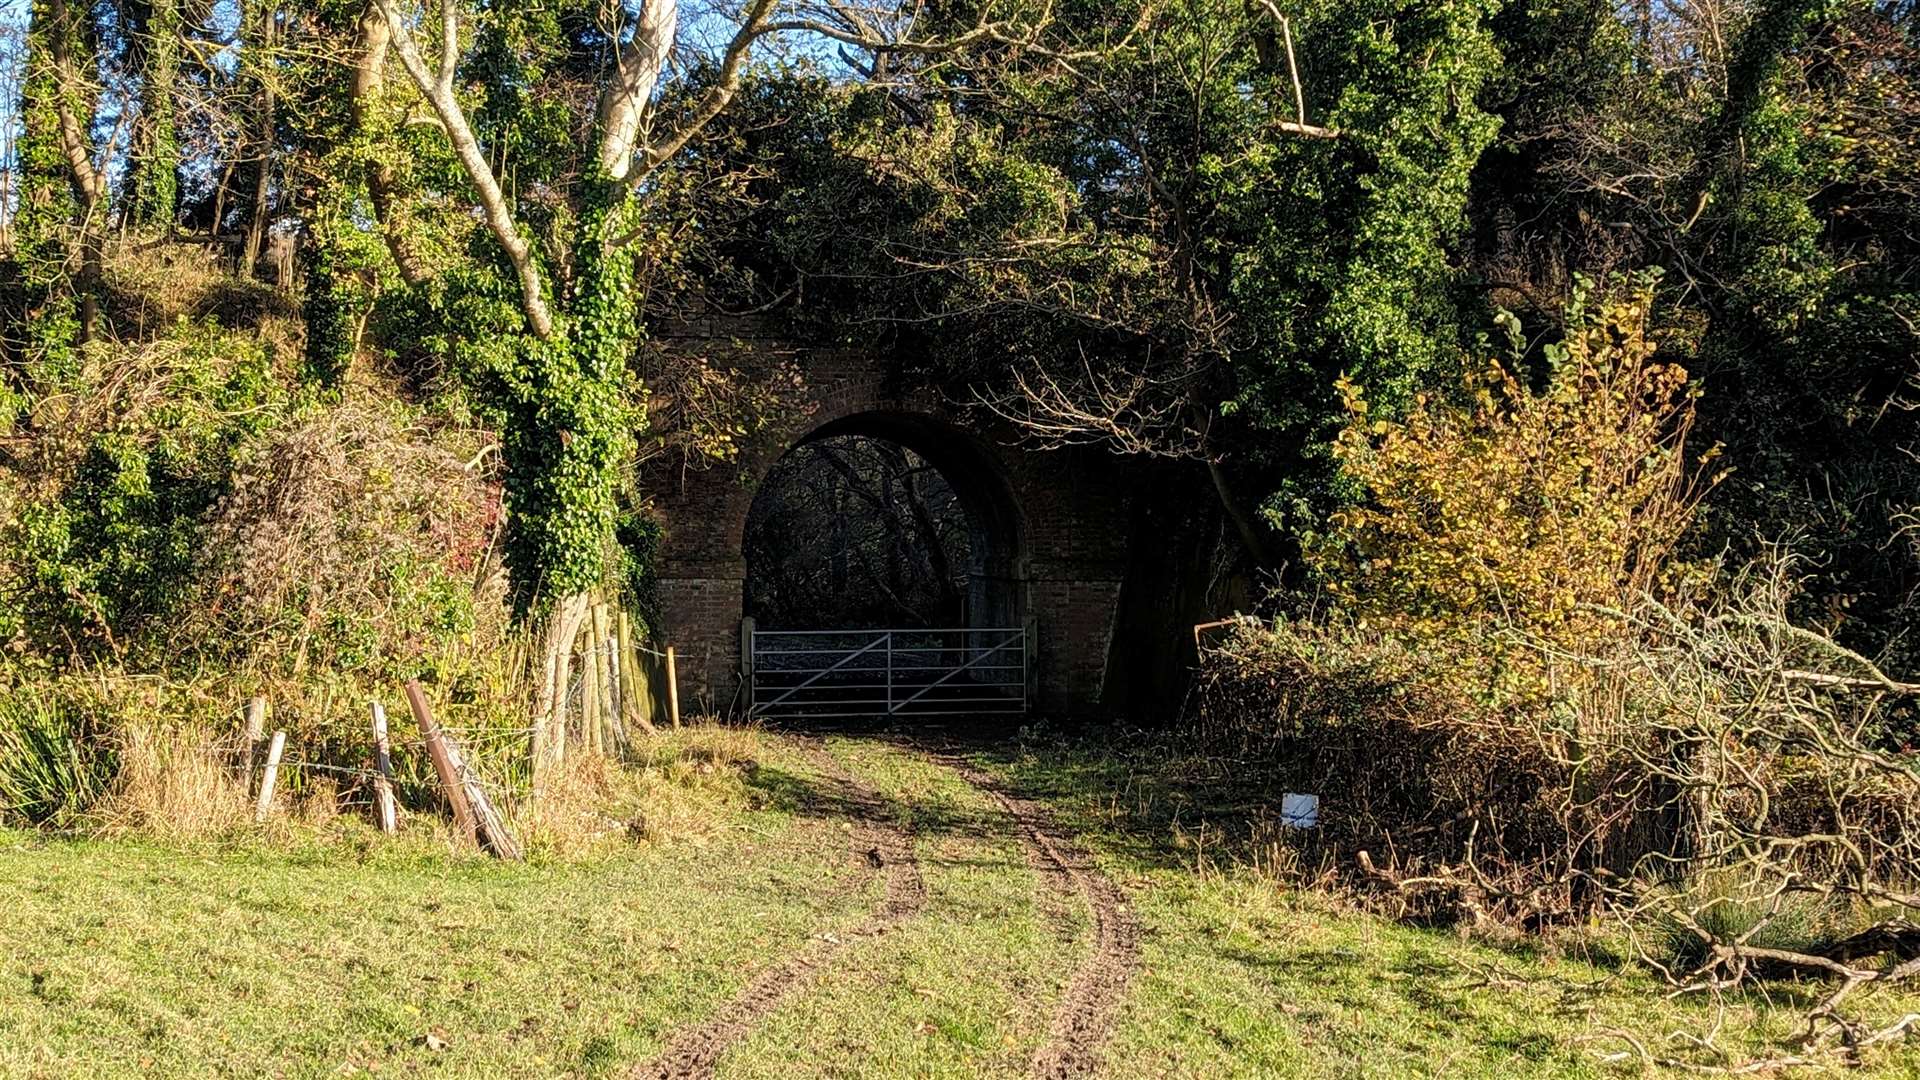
(1316, 276), (1719, 715)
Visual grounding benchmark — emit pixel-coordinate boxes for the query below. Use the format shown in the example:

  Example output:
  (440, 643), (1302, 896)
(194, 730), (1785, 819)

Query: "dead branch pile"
(189, 400), (501, 669)
(1194, 552), (1920, 1061)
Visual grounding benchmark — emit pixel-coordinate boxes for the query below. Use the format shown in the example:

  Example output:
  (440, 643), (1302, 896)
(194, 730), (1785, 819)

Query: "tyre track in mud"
(924, 748), (1142, 1080)
(633, 738), (926, 1080)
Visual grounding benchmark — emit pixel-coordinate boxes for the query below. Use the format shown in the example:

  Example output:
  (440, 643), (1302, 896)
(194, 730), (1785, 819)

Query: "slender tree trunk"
(596, 0), (678, 180)
(901, 464), (960, 619)
(1207, 455), (1281, 570)
(350, 1), (434, 286)
(43, 0), (104, 342)
(241, 2), (279, 280)
(210, 154), (237, 242)
(530, 591), (593, 784)
(374, 0), (554, 336)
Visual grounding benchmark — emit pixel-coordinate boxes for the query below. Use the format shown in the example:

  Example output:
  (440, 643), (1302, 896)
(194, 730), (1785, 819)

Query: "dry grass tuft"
(515, 752), (631, 859)
(515, 726), (771, 860)
(90, 722), (249, 841)
(294, 775), (342, 828)
(99, 241), (299, 340)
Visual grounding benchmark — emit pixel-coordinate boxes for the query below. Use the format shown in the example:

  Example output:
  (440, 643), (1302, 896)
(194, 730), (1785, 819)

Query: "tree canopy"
(1, 0), (1915, 673)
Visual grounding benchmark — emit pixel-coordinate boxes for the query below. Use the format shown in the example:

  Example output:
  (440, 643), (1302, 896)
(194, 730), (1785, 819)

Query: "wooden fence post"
(665, 645), (681, 730)
(438, 725), (523, 861)
(254, 729), (286, 822)
(582, 619), (603, 755)
(369, 700), (398, 835)
(407, 680), (477, 846)
(243, 696), (267, 781)
(605, 633), (629, 752)
(740, 617), (755, 717)
(589, 603), (612, 754)
(616, 610), (637, 730)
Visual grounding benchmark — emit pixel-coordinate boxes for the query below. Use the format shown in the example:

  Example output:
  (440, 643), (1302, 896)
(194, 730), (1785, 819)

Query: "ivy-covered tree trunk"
(506, 189), (641, 778)
(23, 0), (104, 349)
(127, 0), (182, 229)
(366, 0), (797, 780)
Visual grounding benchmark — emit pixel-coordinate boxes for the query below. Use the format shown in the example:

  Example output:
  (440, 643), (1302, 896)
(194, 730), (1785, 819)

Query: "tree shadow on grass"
(742, 759), (1023, 854)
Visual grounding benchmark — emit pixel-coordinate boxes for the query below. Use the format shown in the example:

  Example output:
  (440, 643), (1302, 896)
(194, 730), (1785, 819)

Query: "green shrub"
(1316, 273), (1717, 712)
(3, 318), (288, 660)
(0, 688), (115, 827)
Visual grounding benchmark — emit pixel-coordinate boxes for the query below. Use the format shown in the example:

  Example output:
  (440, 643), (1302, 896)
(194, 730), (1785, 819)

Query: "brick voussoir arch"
(641, 342), (1131, 719)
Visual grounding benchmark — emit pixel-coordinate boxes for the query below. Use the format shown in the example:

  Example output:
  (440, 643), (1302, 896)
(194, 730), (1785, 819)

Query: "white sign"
(1281, 793), (1320, 829)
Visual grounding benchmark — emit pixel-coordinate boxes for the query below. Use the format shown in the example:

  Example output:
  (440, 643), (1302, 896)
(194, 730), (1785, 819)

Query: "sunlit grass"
(1, 726), (1915, 1077)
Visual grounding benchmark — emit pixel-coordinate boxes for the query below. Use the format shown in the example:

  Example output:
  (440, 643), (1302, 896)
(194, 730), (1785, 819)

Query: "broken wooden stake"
(243, 695), (267, 778)
(369, 700), (398, 835)
(406, 679), (521, 860)
(254, 729), (286, 822)
(440, 723), (524, 862)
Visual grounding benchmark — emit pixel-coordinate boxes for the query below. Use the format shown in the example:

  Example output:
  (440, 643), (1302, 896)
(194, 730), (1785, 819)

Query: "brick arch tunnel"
(750, 409), (1030, 634)
(638, 338), (1143, 718)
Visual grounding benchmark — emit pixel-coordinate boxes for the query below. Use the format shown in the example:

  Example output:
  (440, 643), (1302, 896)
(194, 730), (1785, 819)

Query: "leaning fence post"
(665, 645), (681, 730)
(254, 729), (286, 822)
(437, 724), (524, 861)
(408, 680), (477, 846)
(369, 700), (398, 835)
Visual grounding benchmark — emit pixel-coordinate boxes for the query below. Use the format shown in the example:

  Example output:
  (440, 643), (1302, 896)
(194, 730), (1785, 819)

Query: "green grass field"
(1, 728), (1915, 1078)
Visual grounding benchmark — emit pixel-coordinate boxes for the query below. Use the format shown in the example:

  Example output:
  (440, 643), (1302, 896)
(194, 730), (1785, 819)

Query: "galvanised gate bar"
(746, 627), (1029, 719)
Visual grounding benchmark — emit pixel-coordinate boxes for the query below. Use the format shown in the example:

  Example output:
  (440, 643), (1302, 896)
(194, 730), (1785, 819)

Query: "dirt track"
(635, 736), (1140, 1079)
(930, 752), (1142, 1080)
(634, 740), (927, 1079)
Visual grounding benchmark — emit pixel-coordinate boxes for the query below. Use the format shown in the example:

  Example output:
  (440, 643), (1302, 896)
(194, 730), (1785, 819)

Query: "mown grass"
(0, 731), (875, 1079)
(1, 725), (1916, 1078)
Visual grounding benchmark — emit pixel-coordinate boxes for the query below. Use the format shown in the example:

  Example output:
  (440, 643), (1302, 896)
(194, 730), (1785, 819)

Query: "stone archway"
(639, 325), (1135, 717)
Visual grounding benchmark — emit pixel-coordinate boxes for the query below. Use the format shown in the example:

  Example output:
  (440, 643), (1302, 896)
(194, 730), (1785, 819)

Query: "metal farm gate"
(747, 626), (1029, 719)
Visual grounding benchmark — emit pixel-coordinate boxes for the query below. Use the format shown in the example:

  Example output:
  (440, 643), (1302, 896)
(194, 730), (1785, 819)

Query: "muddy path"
(923, 748), (1143, 1080)
(635, 732), (1140, 1079)
(633, 738), (927, 1080)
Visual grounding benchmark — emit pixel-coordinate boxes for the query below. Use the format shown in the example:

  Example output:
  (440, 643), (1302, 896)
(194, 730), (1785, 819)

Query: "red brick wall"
(639, 321), (1134, 716)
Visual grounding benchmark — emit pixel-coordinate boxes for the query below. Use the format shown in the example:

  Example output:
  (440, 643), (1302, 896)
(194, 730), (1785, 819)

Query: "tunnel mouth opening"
(741, 414), (1028, 719)
(744, 432), (975, 631)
